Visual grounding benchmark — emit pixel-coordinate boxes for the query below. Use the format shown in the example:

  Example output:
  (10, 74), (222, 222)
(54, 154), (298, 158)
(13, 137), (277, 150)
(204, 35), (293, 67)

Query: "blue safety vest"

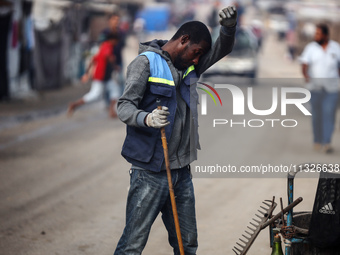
(121, 51), (200, 172)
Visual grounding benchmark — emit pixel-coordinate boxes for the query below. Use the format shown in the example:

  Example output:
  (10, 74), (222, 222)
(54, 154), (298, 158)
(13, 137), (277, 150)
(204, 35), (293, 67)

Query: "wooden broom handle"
(157, 104), (185, 255)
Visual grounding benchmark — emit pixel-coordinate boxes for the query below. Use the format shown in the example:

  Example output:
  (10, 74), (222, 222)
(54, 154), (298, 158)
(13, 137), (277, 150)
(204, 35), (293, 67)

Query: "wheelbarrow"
(232, 164), (340, 255)
(283, 164), (340, 255)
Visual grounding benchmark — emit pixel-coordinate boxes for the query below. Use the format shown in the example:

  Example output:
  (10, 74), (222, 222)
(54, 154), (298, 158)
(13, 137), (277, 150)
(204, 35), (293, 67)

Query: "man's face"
(173, 39), (210, 70)
(109, 15), (120, 29)
(314, 28), (327, 45)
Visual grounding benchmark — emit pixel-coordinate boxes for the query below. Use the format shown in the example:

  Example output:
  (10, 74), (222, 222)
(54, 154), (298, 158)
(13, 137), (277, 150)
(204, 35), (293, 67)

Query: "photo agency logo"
(197, 82), (312, 128)
(197, 82), (223, 113)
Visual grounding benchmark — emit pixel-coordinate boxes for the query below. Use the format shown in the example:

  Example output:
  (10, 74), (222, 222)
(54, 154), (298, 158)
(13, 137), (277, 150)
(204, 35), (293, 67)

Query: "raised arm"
(196, 6), (237, 75)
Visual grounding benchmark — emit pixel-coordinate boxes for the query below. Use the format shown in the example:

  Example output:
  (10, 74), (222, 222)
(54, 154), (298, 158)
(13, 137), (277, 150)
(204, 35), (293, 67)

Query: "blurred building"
(256, 0), (340, 56)
(286, 1), (340, 55)
(0, 0), (146, 101)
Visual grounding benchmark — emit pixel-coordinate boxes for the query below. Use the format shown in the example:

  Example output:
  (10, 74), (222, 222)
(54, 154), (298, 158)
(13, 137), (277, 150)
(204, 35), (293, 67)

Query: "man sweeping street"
(115, 6), (237, 255)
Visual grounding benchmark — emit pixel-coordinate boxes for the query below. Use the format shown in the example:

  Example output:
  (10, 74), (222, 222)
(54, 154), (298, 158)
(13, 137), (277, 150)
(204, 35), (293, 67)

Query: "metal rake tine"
(247, 226), (256, 232)
(255, 213), (263, 219)
(242, 234), (250, 240)
(250, 222), (258, 228)
(234, 246), (243, 253)
(262, 201), (270, 207)
(232, 248), (240, 255)
(252, 218), (261, 224)
(237, 241), (246, 248)
(260, 205), (268, 211)
(258, 209), (266, 215)
(245, 230), (253, 236)
(239, 238), (248, 244)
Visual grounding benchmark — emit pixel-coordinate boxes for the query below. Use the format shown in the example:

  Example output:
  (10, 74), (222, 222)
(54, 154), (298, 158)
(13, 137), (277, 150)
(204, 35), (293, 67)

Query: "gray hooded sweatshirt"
(118, 26), (236, 170)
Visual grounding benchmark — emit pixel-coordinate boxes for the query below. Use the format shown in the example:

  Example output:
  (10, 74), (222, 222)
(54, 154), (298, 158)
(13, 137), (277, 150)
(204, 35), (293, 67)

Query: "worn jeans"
(310, 89), (338, 144)
(114, 166), (197, 255)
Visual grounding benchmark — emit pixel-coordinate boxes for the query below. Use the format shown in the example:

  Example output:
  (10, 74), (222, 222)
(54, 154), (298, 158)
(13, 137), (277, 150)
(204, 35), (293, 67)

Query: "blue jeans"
(310, 89), (338, 144)
(114, 166), (197, 255)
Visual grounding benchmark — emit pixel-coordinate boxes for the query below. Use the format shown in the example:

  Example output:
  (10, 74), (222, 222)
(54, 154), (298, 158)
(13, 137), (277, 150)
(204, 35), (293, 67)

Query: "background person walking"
(99, 12), (126, 108)
(67, 33), (119, 118)
(300, 24), (340, 153)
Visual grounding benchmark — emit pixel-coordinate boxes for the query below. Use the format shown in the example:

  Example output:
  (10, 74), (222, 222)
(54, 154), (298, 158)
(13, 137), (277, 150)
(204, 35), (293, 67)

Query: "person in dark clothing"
(99, 13), (126, 107)
(114, 6), (237, 255)
(0, 10), (12, 100)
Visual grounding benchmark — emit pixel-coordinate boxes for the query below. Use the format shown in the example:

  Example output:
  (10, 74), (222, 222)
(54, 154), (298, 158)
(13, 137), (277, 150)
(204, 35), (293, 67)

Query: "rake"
(232, 197), (303, 255)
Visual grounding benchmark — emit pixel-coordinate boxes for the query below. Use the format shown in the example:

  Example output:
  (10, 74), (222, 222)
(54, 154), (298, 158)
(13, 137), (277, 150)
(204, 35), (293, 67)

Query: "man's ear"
(180, 34), (190, 45)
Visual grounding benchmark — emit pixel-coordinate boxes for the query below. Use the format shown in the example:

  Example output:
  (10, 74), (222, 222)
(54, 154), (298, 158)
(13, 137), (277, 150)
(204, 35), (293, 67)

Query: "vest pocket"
(122, 126), (159, 163)
(150, 84), (173, 97)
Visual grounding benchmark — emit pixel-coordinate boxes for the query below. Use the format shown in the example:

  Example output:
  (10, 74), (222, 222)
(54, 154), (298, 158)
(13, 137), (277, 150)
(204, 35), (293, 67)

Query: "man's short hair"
(171, 21), (212, 49)
(316, 23), (329, 36)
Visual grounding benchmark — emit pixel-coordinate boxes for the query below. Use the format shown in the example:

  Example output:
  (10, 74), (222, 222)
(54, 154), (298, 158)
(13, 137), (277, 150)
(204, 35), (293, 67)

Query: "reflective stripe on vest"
(121, 51), (200, 172)
(183, 65), (195, 79)
(148, 77), (175, 86)
(140, 51), (174, 86)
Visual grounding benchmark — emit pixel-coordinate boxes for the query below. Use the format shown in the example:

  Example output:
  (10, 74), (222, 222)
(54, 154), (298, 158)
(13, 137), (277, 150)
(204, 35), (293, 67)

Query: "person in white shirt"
(300, 24), (340, 153)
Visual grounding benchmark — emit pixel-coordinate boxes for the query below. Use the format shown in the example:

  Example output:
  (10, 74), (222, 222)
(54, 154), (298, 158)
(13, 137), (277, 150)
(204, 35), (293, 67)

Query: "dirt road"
(1, 29), (340, 255)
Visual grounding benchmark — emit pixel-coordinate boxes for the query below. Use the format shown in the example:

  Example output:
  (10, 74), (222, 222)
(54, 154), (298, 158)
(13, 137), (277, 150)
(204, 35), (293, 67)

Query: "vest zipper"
(175, 107), (184, 168)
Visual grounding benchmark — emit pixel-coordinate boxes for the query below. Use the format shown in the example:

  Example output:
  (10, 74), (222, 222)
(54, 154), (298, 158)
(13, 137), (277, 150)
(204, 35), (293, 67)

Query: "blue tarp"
(137, 5), (170, 32)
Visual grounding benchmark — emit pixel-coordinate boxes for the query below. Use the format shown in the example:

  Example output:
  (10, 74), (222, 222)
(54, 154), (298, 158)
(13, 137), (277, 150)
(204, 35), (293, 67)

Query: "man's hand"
(145, 106), (170, 128)
(219, 6), (237, 27)
(302, 64), (310, 83)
